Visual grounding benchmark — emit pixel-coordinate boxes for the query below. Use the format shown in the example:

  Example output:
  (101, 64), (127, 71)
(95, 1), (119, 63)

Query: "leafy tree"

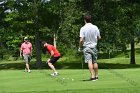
(0, 0), (140, 65)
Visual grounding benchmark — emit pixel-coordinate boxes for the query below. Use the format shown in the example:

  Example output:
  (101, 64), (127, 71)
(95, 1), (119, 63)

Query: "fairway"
(0, 0), (140, 93)
(0, 69), (140, 93)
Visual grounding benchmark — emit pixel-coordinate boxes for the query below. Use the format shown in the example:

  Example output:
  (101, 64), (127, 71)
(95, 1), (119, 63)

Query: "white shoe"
(28, 70), (31, 73)
(51, 72), (59, 76)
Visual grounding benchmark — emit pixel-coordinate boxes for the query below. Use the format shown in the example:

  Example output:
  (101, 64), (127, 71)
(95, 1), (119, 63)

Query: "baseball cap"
(24, 37), (28, 40)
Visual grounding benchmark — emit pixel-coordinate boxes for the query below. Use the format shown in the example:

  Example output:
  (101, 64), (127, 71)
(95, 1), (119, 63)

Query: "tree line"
(0, 0), (140, 66)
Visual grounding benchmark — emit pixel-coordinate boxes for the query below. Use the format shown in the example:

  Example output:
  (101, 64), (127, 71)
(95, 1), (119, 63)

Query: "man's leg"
(92, 47), (98, 79)
(24, 55), (30, 72)
(48, 62), (57, 73)
(48, 57), (60, 76)
(25, 63), (30, 72)
(84, 50), (95, 80)
(88, 60), (95, 78)
(93, 63), (98, 78)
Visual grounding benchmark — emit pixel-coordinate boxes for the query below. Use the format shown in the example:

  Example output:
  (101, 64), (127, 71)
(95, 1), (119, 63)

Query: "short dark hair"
(42, 41), (47, 54)
(84, 14), (92, 23)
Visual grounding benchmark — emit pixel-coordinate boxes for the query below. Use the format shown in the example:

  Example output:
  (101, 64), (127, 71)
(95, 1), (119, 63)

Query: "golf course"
(0, 49), (140, 93)
(0, 0), (140, 93)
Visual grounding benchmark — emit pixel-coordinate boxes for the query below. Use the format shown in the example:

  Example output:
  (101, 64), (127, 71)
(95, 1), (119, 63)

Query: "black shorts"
(49, 56), (60, 64)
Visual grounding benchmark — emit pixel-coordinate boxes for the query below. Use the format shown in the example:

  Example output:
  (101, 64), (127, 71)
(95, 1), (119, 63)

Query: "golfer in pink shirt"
(20, 37), (32, 73)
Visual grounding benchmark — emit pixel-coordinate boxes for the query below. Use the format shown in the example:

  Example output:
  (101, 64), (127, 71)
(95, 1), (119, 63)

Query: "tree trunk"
(53, 33), (57, 48)
(130, 35), (135, 64)
(35, 32), (42, 68)
(128, 8), (135, 64)
(0, 53), (3, 59)
(0, 41), (3, 59)
(33, 0), (42, 68)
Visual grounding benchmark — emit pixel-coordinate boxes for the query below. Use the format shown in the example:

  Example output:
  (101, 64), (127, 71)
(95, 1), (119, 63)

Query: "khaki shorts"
(23, 54), (31, 63)
(83, 47), (98, 63)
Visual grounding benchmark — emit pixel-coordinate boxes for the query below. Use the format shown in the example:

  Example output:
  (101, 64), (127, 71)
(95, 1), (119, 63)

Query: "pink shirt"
(20, 42), (32, 55)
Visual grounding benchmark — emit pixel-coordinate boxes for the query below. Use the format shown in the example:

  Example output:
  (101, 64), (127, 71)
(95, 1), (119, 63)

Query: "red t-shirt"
(46, 44), (60, 57)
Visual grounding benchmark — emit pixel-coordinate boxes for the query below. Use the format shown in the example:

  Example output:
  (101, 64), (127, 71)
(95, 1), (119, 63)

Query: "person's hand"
(30, 53), (32, 57)
(78, 47), (82, 52)
(47, 59), (50, 62)
(20, 54), (22, 58)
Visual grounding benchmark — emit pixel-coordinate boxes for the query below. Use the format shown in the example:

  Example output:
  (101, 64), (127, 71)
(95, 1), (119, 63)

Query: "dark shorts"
(49, 56), (60, 64)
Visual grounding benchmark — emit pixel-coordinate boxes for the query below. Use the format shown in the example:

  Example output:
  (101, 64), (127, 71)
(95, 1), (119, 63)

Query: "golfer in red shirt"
(43, 41), (61, 76)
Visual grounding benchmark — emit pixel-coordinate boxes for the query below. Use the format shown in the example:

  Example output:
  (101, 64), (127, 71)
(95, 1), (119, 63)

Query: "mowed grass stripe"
(0, 69), (140, 93)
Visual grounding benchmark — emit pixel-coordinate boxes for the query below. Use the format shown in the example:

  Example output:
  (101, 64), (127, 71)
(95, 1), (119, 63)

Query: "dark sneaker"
(90, 78), (96, 81)
(95, 77), (98, 80)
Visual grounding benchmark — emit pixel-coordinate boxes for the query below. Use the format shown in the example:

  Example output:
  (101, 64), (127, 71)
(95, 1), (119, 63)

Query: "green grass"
(0, 69), (140, 93)
(0, 52), (140, 70)
(0, 47), (140, 93)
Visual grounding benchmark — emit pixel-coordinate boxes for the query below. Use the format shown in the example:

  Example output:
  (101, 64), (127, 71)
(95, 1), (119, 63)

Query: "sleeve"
(96, 26), (100, 37)
(80, 27), (84, 38)
(47, 45), (53, 54)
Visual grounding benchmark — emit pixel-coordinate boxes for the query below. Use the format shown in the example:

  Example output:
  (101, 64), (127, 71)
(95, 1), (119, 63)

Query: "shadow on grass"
(98, 48), (140, 59)
(136, 48), (140, 54)
(0, 61), (140, 70)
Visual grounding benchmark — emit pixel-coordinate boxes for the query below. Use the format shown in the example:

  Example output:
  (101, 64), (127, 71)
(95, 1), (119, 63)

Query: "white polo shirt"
(80, 23), (100, 48)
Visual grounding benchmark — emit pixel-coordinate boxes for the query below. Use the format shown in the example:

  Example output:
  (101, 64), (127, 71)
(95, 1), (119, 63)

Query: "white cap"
(24, 37), (28, 40)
